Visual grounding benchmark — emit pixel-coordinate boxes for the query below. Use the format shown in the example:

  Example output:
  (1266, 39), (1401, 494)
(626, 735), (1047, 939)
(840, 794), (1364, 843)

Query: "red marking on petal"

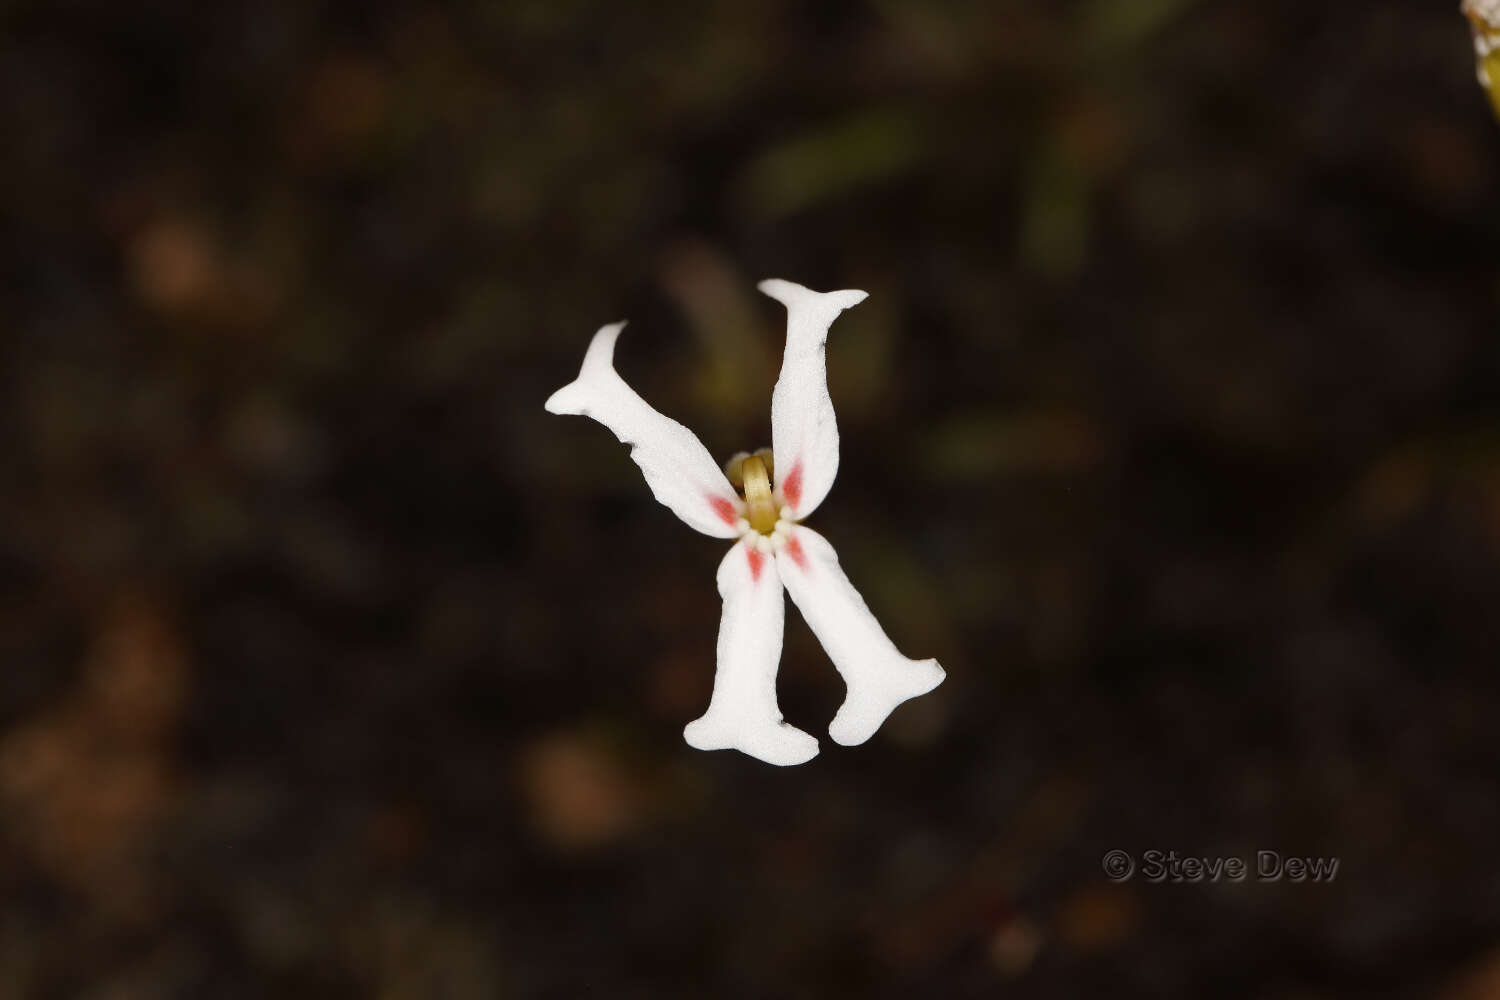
(708, 495), (737, 526)
(746, 546), (765, 581)
(782, 461), (803, 510)
(785, 535), (808, 571)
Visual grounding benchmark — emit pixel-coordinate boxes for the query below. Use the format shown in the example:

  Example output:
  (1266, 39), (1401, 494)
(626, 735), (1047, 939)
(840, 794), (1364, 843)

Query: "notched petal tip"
(543, 321), (628, 415)
(757, 278), (868, 312)
(683, 717), (820, 766)
(827, 658), (945, 747)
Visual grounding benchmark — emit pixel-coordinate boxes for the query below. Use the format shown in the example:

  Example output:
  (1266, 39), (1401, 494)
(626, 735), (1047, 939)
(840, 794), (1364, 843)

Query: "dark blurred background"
(4, 0), (1500, 996)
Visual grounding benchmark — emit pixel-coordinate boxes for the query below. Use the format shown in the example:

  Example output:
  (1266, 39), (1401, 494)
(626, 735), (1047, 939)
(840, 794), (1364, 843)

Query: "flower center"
(725, 448), (794, 546)
(740, 455), (780, 535)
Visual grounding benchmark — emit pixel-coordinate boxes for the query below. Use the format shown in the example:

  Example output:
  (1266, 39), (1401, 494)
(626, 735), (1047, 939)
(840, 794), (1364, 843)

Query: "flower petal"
(759, 279), (867, 519)
(684, 540), (819, 766)
(775, 526), (944, 746)
(545, 323), (744, 538)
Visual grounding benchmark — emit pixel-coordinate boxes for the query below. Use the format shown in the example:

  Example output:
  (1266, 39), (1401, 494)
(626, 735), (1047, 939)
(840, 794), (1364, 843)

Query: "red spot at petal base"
(785, 535), (808, 571)
(781, 461), (803, 510)
(746, 546), (765, 581)
(708, 495), (737, 526)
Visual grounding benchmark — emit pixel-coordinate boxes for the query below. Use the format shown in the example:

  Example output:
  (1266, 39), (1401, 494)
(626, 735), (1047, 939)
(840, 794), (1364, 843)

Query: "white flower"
(545, 279), (945, 765)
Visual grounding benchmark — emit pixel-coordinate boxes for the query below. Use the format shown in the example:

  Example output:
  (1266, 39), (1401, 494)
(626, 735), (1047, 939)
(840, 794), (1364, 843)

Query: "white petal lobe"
(760, 279), (866, 519)
(684, 541), (819, 766)
(775, 526), (945, 746)
(545, 323), (742, 538)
